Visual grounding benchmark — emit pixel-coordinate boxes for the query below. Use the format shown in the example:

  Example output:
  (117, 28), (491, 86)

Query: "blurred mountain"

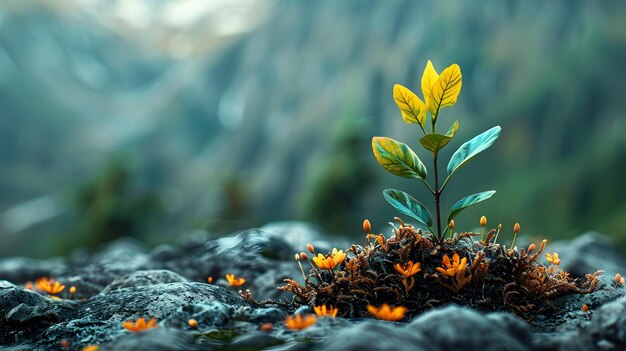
(1, 0), (626, 256)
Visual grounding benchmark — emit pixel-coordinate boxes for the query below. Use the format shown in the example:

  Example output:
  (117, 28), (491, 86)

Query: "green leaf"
(447, 126), (501, 177)
(383, 189), (433, 227)
(447, 190), (496, 222)
(445, 120), (459, 138)
(419, 134), (453, 152)
(372, 137), (427, 179)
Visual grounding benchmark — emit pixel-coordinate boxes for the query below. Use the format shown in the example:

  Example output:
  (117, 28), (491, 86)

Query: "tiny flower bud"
(582, 304), (589, 313)
(306, 244), (315, 254)
(498, 223), (502, 230)
(449, 219), (455, 229)
(528, 243), (536, 252)
(207, 277), (214, 284)
(300, 252), (308, 260)
(615, 274), (622, 284)
(514, 223), (521, 234)
(480, 216), (487, 227)
(60, 340), (70, 349)
(259, 323), (273, 331)
(188, 319), (198, 328)
(363, 219), (372, 233)
(69, 286), (77, 294)
(295, 253), (301, 261)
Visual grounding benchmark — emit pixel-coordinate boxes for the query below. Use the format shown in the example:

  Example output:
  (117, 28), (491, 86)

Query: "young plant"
(372, 60), (501, 240)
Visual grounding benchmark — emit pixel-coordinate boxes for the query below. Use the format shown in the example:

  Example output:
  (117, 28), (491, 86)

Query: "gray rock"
(102, 327), (203, 351)
(409, 306), (532, 351)
(101, 270), (188, 293)
(316, 320), (429, 351)
(81, 282), (247, 322)
(1, 225), (625, 350)
(588, 295), (626, 350)
(0, 257), (67, 284)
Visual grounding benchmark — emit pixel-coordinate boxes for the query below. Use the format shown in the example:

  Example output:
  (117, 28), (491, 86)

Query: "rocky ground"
(1, 222), (625, 351)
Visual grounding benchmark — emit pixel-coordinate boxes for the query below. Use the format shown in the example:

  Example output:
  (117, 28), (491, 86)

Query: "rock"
(316, 319), (428, 351)
(408, 306), (532, 351)
(0, 257), (68, 284)
(1, 224), (625, 350)
(0, 282), (77, 345)
(229, 331), (284, 349)
(588, 295), (626, 350)
(261, 221), (349, 253)
(102, 327), (201, 351)
(101, 270), (188, 293)
(81, 282), (247, 322)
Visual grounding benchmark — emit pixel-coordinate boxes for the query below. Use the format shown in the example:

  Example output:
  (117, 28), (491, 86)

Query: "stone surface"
(0, 224), (625, 350)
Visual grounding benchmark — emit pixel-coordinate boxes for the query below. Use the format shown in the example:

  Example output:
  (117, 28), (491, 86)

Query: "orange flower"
(284, 314), (317, 330)
(313, 304), (338, 317)
(81, 346), (99, 351)
(436, 253), (467, 277)
(312, 248), (346, 270)
(123, 318), (159, 333)
(394, 261), (422, 278)
(35, 277), (66, 295)
(545, 252), (561, 265)
(367, 303), (407, 321)
(225, 274), (246, 287)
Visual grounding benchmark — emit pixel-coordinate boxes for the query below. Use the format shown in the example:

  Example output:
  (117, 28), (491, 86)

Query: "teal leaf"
(372, 137), (427, 179)
(383, 188), (433, 227)
(447, 126), (501, 177)
(448, 190), (496, 222)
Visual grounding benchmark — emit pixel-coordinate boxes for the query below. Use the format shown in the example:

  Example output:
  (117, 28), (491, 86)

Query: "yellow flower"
(394, 260), (421, 279)
(225, 274), (246, 287)
(123, 318), (159, 333)
(545, 252), (561, 265)
(284, 314), (317, 330)
(367, 303), (407, 321)
(435, 253), (467, 277)
(35, 277), (65, 295)
(312, 248), (346, 270)
(313, 304), (338, 317)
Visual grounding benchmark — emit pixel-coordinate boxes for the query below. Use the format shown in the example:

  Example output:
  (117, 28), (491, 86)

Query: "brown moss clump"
(276, 221), (600, 320)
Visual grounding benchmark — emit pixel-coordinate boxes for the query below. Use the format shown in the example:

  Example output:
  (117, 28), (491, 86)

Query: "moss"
(276, 222), (599, 320)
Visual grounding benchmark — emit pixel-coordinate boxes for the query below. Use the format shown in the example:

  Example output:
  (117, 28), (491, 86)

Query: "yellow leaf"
(393, 84), (426, 128)
(421, 60), (439, 110)
(428, 64), (462, 119)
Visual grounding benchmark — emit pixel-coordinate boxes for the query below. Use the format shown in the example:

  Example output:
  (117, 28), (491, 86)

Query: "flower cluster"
(122, 318), (159, 333)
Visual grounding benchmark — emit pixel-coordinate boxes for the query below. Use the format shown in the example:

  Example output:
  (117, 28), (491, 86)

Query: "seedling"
(372, 60), (500, 240)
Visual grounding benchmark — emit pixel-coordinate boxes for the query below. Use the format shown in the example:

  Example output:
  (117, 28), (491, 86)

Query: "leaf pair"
(383, 189), (496, 228)
(372, 126), (501, 182)
(382, 188), (496, 230)
(393, 60), (463, 128)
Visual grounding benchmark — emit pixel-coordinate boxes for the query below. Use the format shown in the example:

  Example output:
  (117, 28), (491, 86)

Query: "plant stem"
(433, 151), (442, 240)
